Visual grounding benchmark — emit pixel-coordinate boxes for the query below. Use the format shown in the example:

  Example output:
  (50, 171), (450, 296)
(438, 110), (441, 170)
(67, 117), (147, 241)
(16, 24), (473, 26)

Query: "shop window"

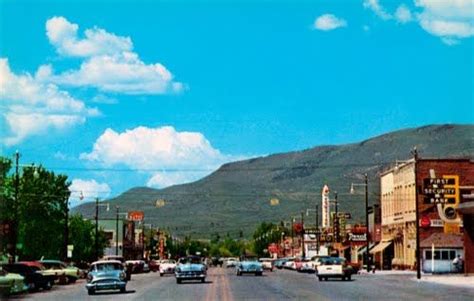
(449, 250), (456, 260)
(441, 251), (449, 260)
(425, 251), (432, 260)
(434, 251), (441, 260)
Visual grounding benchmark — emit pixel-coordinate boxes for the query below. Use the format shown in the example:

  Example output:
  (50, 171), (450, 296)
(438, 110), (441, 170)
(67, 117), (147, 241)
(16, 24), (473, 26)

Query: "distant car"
(273, 258), (289, 269)
(259, 258), (274, 271)
(236, 257), (263, 276)
(175, 256), (207, 284)
(148, 260), (159, 272)
(310, 255), (330, 271)
(103, 255), (132, 281)
(226, 257), (239, 268)
(126, 260), (145, 274)
(0, 266), (28, 297)
(40, 260), (80, 284)
(86, 260), (127, 295)
(297, 259), (315, 273)
(283, 258), (296, 270)
(316, 257), (353, 281)
(2, 263), (54, 292)
(159, 259), (176, 276)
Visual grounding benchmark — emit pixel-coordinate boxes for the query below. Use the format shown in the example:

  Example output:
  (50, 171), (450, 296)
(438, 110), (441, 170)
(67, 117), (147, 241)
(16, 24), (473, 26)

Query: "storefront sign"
(128, 211), (144, 221)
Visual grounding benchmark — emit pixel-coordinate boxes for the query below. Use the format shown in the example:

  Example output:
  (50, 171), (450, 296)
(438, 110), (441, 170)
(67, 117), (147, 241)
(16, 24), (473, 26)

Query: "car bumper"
(175, 273), (206, 280)
(86, 280), (126, 291)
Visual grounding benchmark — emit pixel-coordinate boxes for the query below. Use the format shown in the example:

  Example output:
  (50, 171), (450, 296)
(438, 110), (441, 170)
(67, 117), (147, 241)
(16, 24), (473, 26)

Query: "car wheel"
(176, 278), (182, 284)
(318, 276), (322, 281)
(347, 275), (351, 281)
(88, 289), (95, 295)
(237, 271), (241, 276)
(324, 277), (328, 281)
(201, 278), (205, 283)
(68, 276), (77, 284)
(160, 273), (164, 277)
(120, 287), (126, 293)
(43, 280), (53, 290)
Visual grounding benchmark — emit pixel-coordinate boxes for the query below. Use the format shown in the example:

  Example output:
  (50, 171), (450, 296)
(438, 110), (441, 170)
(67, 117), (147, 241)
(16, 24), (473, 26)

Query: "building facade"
(377, 158), (473, 271)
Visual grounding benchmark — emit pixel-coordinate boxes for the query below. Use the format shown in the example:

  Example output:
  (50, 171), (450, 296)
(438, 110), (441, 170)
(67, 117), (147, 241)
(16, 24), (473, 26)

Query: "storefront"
(420, 233), (463, 273)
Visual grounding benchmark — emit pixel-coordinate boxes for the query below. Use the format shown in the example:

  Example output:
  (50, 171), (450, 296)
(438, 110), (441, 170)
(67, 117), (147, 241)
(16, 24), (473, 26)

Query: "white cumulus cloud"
(0, 58), (99, 145)
(416, 0), (474, 44)
(44, 16), (184, 94)
(69, 178), (111, 208)
(395, 4), (413, 23)
(363, 0), (392, 20)
(314, 14), (347, 31)
(80, 126), (241, 188)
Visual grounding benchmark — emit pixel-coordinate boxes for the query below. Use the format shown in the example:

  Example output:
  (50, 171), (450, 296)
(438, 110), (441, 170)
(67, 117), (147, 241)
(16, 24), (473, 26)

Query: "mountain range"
(72, 124), (474, 238)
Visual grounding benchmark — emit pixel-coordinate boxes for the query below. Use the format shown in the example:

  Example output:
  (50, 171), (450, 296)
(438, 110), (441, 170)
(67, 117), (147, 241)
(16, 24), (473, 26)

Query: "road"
(11, 267), (474, 301)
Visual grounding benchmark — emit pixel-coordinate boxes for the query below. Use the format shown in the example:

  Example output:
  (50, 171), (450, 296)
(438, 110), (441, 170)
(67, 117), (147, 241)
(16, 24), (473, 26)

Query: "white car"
(159, 259), (176, 276)
(316, 257), (353, 281)
(284, 258), (296, 270)
(226, 258), (239, 268)
(259, 258), (274, 271)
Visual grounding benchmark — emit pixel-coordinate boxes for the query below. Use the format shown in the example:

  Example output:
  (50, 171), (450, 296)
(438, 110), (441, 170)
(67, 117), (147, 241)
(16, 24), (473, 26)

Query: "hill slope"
(73, 124), (474, 238)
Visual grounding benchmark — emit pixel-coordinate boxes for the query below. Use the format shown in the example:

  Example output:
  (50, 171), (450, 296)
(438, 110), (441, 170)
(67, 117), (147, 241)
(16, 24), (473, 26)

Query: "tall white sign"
(322, 185), (330, 229)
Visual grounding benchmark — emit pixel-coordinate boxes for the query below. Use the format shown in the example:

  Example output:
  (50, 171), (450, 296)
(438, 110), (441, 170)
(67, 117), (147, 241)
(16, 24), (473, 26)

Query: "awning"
(369, 240), (393, 254)
(357, 243), (375, 255)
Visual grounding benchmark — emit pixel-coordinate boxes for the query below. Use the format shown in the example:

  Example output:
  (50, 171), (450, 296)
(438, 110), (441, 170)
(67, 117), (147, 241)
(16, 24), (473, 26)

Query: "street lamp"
(306, 206), (320, 255)
(95, 198), (109, 261)
(351, 173), (370, 272)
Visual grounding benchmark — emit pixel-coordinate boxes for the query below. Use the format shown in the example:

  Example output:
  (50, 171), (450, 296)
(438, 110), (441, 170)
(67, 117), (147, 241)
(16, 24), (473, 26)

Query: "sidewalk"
(357, 270), (474, 288)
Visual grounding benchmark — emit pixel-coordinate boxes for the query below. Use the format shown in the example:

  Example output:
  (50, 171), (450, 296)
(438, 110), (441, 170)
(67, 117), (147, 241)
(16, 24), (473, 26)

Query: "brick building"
(376, 158), (474, 272)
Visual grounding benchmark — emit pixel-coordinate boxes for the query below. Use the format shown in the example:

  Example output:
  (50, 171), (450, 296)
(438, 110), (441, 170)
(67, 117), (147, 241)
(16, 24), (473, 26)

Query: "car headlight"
(119, 272), (126, 281)
(87, 274), (93, 283)
(176, 268), (181, 273)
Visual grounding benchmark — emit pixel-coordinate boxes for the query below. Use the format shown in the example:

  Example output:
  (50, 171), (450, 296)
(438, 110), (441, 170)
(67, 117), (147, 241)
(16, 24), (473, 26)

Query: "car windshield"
(321, 258), (345, 265)
(94, 263), (123, 271)
(162, 260), (175, 264)
(179, 257), (202, 264)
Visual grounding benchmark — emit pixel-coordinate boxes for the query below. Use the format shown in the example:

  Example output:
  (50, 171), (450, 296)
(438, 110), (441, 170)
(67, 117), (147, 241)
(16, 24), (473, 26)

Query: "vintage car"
(103, 255), (132, 280)
(85, 260), (127, 295)
(148, 259), (160, 272)
(175, 256), (207, 284)
(0, 267), (28, 297)
(258, 258), (274, 271)
(236, 257), (263, 276)
(316, 257), (353, 281)
(2, 262), (54, 292)
(126, 260), (145, 274)
(225, 257), (239, 268)
(273, 258), (289, 269)
(40, 260), (80, 284)
(159, 259), (176, 276)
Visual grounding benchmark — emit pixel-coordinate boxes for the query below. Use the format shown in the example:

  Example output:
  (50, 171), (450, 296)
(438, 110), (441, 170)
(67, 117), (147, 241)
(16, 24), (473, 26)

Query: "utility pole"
(11, 151), (20, 262)
(95, 197), (99, 261)
(291, 218), (294, 257)
(334, 192), (339, 243)
(64, 198), (69, 262)
(365, 173), (370, 273)
(316, 204), (320, 255)
(413, 147), (421, 279)
(116, 206), (119, 256)
(301, 211), (305, 259)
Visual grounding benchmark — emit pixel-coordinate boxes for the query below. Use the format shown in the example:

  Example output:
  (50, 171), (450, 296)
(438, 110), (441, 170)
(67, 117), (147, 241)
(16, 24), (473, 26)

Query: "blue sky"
(1, 0), (473, 207)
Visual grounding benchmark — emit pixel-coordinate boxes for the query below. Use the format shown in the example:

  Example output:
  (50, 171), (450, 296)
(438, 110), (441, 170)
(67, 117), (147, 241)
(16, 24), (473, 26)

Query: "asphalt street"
(10, 267), (474, 301)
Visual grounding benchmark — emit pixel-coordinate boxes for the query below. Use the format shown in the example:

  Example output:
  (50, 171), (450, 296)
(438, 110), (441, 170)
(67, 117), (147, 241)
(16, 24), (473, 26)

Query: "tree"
(69, 214), (109, 263)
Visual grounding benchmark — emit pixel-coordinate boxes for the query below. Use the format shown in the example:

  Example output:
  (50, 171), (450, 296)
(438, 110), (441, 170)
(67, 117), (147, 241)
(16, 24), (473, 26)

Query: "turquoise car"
(236, 257), (263, 276)
(175, 256), (206, 284)
(0, 267), (28, 297)
(86, 260), (127, 295)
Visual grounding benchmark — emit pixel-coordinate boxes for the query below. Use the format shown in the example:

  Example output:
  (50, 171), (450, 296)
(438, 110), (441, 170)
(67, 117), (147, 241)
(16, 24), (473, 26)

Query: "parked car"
(283, 258), (296, 270)
(126, 260), (145, 274)
(236, 257), (263, 276)
(297, 259), (315, 273)
(259, 258), (274, 271)
(148, 259), (160, 272)
(175, 256), (207, 284)
(226, 257), (239, 268)
(316, 257), (353, 281)
(159, 259), (176, 276)
(39, 260), (80, 284)
(102, 255), (132, 281)
(310, 255), (330, 270)
(0, 266), (28, 297)
(2, 263), (54, 292)
(273, 258), (289, 269)
(86, 260), (127, 295)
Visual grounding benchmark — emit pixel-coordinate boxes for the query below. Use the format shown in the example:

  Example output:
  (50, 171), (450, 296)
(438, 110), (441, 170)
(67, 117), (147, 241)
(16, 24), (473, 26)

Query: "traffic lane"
(228, 268), (331, 300)
(265, 269), (474, 301)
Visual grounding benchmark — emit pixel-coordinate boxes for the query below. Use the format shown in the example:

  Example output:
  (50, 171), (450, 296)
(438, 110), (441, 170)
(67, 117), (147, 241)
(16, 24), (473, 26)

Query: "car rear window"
(94, 263), (123, 271)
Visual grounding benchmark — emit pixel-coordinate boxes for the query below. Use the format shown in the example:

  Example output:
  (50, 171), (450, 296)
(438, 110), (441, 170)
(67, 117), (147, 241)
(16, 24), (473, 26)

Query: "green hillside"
(73, 124), (474, 238)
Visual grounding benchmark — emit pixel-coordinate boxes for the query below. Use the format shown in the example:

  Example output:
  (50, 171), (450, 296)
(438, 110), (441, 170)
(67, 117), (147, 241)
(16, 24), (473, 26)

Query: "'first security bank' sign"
(423, 177), (456, 204)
